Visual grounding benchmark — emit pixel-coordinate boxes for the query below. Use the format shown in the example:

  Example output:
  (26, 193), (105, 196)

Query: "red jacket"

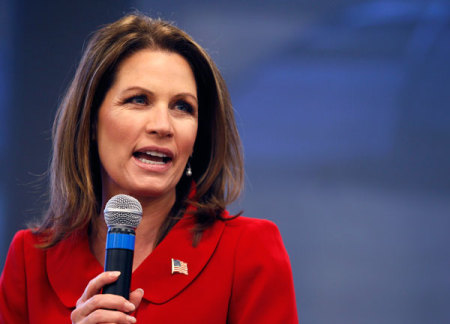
(0, 212), (298, 323)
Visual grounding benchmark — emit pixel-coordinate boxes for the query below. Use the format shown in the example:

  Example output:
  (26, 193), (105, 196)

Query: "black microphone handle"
(103, 248), (134, 299)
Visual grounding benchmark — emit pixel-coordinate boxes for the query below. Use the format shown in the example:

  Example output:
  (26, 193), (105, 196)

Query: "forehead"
(112, 49), (197, 93)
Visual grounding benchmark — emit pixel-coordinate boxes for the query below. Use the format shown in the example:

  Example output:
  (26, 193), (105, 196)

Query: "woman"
(0, 13), (298, 323)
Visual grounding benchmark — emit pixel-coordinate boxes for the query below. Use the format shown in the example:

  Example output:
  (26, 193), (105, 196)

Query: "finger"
(77, 271), (121, 306)
(129, 288), (144, 310)
(88, 294), (136, 314)
(72, 294), (136, 323)
(85, 308), (136, 323)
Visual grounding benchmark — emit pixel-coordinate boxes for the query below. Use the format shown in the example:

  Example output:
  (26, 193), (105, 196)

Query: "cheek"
(180, 123), (198, 156)
(97, 111), (133, 158)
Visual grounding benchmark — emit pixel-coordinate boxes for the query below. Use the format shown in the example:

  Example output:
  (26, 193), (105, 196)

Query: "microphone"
(102, 194), (142, 299)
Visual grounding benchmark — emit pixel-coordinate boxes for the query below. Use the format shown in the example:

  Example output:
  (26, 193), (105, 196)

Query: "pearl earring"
(186, 161), (192, 177)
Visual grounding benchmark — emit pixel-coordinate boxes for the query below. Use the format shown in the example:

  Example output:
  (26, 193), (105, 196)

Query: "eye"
(124, 94), (148, 105)
(174, 100), (194, 114)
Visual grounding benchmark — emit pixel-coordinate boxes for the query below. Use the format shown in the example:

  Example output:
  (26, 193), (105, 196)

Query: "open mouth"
(133, 151), (173, 165)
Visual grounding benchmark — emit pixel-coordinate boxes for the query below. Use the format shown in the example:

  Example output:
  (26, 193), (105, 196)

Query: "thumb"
(129, 288), (144, 310)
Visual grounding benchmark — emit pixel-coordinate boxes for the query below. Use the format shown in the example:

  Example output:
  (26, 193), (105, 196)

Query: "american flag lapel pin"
(171, 258), (188, 275)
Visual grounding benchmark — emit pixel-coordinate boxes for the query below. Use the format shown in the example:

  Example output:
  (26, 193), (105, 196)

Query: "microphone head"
(104, 194), (142, 229)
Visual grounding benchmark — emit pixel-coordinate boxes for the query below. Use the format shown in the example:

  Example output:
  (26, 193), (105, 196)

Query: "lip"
(134, 146), (174, 158)
(132, 145), (174, 173)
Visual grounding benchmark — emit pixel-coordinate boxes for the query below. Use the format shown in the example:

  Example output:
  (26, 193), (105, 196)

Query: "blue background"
(1, 1), (450, 323)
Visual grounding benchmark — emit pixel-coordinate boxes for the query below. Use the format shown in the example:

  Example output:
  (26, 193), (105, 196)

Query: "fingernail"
(137, 288), (144, 295)
(127, 315), (137, 323)
(126, 301), (135, 312)
(109, 271), (121, 278)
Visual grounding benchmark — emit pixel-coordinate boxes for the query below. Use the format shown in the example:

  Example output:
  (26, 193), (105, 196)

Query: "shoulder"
(7, 229), (38, 251)
(224, 214), (278, 228)
(222, 211), (279, 230)
(220, 215), (299, 322)
(1, 229), (42, 289)
(222, 214), (283, 244)
(3, 229), (50, 272)
(220, 214), (289, 265)
(8, 229), (46, 251)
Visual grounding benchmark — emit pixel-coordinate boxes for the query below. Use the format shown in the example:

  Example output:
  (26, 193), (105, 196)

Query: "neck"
(134, 193), (176, 247)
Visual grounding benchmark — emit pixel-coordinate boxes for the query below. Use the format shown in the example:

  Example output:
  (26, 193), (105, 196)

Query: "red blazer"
(0, 212), (298, 323)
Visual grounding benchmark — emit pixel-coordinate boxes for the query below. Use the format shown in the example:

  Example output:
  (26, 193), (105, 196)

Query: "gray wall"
(2, 1), (450, 323)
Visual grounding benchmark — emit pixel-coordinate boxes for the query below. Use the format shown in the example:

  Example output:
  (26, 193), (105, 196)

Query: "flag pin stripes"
(171, 258), (188, 275)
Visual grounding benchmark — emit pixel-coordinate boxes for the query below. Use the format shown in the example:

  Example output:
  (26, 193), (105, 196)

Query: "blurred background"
(1, 0), (450, 323)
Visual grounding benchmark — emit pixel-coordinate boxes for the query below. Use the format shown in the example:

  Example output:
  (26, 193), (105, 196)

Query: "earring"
(186, 160), (192, 177)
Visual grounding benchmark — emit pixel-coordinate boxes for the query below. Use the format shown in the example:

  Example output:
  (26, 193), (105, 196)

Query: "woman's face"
(96, 49), (198, 204)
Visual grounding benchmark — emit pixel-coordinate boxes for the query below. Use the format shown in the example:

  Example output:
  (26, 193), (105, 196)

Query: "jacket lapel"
(132, 213), (226, 304)
(46, 229), (103, 308)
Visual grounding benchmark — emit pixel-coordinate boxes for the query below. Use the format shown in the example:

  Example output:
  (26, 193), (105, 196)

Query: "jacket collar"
(46, 209), (226, 307)
(46, 229), (102, 308)
(132, 212), (225, 304)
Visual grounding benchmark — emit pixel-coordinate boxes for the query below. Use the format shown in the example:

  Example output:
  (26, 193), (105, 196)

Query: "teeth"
(144, 151), (167, 158)
(138, 157), (165, 165)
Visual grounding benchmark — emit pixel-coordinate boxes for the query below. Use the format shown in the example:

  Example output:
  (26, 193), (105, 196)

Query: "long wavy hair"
(34, 13), (244, 247)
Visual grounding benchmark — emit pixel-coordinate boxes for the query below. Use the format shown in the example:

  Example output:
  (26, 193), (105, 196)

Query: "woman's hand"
(70, 271), (144, 323)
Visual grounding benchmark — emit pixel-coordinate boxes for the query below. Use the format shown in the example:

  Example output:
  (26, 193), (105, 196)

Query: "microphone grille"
(104, 194), (142, 228)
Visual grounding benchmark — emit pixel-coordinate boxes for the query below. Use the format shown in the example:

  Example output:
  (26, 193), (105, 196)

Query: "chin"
(127, 184), (176, 200)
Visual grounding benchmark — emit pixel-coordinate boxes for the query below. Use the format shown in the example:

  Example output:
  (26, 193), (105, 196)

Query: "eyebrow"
(174, 92), (198, 104)
(122, 86), (198, 103)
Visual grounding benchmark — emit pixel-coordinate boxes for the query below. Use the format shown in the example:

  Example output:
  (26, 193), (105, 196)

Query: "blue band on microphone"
(106, 233), (135, 250)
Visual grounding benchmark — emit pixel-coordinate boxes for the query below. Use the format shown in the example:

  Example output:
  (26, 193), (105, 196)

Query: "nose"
(145, 104), (174, 138)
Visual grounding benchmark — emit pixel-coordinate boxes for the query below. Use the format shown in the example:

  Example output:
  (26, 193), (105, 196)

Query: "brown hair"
(34, 13), (244, 247)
